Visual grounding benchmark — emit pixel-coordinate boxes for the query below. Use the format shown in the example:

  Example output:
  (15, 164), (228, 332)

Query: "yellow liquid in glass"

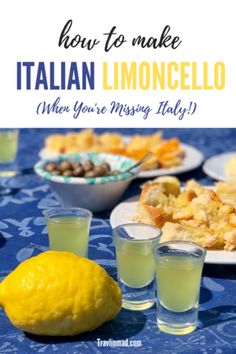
(47, 216), (90, 257)
(156, 255), (203, 312)
(0, 131), (18, 162)
(116, 241), (155, 288)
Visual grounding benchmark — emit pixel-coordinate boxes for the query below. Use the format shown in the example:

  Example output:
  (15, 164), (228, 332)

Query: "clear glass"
(0, 129), (19, 195)
(0, 129), (19, 175)
(44, 208), (92, 257)
(113, 223), (161, 311)
(154, 241), (206, 335)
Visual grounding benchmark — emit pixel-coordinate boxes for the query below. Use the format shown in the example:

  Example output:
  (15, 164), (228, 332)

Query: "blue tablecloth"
(0, 128), (236, 354)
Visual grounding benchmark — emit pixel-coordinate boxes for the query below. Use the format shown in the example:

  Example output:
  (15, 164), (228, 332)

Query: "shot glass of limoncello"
(0, 129), (19, 176)
(154, 241), (206, 335)
(44, 208), (92, 257)
(113, 223), (161, 310)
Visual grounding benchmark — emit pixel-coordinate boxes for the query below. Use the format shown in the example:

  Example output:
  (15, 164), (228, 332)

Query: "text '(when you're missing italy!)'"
(16, 20), (226, 91)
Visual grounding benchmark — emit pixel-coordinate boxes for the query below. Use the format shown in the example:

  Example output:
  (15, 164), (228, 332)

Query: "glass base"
(0, 170), (18, 177)
(122, 299), (155, 311)
(118, 278), (156, 311)
(157, 320), (197, 335)
(0, 187), (11, 195)
(0, 157), (19, 178)
(156, 299), (198, 335)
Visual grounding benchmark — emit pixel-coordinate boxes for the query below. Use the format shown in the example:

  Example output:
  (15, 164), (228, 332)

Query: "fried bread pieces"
(136, 176), (236, 251)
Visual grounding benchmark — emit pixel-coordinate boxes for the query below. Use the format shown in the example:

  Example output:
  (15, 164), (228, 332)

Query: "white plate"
(203, 151), (236, 181)
(110, 196), (236, 264)
(39, 141), (203, 179)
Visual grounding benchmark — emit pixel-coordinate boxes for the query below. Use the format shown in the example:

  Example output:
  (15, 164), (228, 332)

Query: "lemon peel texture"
(0, 251), (121, 336)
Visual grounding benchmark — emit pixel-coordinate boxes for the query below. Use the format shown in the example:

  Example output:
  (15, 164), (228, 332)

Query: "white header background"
(0, 0), (235, 128)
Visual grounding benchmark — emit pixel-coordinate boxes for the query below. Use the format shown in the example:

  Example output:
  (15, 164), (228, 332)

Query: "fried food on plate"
(44, 130), (185, 171)
(135, 176), (236, 251)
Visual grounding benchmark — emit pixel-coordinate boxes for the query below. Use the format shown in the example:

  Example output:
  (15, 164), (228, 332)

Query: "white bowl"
(34, 152), (140, 212)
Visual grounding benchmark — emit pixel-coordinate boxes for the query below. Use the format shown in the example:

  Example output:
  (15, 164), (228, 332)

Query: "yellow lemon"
(0, 251), (121, 336)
